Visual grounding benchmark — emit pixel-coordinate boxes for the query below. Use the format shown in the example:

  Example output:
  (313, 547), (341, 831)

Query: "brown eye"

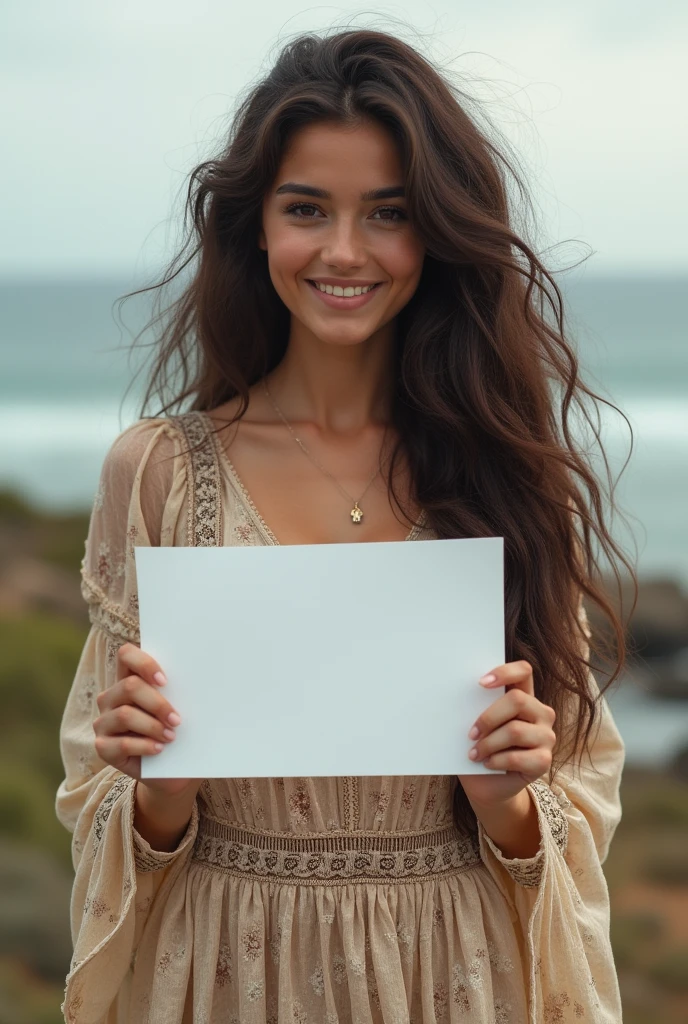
(284, 203), (321, 218)
(372, 206), (407, 222)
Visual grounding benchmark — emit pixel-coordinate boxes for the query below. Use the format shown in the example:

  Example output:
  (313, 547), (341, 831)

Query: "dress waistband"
(192, 814), (482, 885)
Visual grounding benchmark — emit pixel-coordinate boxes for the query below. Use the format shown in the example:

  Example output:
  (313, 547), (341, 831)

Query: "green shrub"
(647, 947), (688, 992)
(642, 853), (688, 885)
(610, 911), (665, 969)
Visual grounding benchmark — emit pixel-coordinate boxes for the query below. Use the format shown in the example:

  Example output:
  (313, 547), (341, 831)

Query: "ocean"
(0, 274), (686, 586)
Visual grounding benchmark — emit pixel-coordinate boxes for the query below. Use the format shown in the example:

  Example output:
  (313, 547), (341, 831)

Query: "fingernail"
(153, 672), (167, 686)
(163, 728), (176, 741)
(468, 726), (479, 740)
(479, 674), (496, 685)
(167, 712), (181, 726)
(154, 742), (164, 752)
(468, 747), (478, 760)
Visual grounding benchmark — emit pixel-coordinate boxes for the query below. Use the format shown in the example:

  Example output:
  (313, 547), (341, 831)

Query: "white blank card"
(136, 536), (505, 779)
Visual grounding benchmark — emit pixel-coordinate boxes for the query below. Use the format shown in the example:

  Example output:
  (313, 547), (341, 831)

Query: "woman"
(56, 28), (632, 1024)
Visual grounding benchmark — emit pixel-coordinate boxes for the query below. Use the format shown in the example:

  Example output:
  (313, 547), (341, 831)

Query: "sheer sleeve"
(476, 593), (625, 1022)
(55, 417), (200, 1024)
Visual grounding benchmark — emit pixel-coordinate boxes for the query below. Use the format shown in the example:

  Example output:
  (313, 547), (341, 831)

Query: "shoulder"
(94, 416), (193, 524)
(103, 416), (180, 470)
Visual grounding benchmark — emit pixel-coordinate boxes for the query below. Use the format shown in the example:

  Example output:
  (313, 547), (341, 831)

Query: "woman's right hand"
(93, 641), (193, 797)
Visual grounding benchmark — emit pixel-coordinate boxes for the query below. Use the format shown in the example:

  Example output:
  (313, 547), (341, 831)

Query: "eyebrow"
(274, 182), (405, 201)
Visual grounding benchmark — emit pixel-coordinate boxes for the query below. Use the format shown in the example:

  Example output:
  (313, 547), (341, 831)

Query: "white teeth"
(312, 282), (377, 296)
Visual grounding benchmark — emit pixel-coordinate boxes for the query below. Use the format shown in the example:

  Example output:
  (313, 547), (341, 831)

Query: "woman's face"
(259, 119), (425, 348)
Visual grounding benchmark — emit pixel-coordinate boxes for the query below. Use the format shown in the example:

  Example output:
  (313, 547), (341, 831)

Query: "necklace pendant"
(350, 503), (363, 524)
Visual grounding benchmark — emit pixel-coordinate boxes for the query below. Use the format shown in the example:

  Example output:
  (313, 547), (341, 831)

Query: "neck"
(265, 324), (396, 435)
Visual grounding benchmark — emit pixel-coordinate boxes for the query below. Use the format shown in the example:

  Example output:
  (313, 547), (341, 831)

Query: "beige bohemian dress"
(56, 412), (626, 1024)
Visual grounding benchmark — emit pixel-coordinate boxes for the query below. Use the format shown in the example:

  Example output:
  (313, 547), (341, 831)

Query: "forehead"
(275, 120), (403, 188)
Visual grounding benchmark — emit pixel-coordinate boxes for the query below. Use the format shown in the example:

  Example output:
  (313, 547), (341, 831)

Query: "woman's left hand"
(458, 660), (557, 808)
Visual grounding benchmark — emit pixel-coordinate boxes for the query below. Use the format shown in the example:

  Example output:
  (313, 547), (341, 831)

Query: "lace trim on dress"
(482, 781), (570, 888)
(172, 411), (223, 548)
(532, 779), (570, 856)
(192, 814), (482, 886)
(132, 800), (201, 872)
(80, 575), (141, 645)
(92, 774), (134, 857)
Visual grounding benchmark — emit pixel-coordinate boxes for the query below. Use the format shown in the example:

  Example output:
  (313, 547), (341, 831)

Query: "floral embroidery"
(396, 925), (414, 963)
(532, 780), (569, 855)
(242, 926), (262, 961)
(291, 1001), (308, 1023)
(173, 412), (223, 547)
(84, 895), (109, 918)
(494, 998), (513, 1023)
(236, 777), (256, 810)
(77, 674), (96, 714)
(192, 814), (481, 884)
(421, 776), (440, 824)
(92, 773), (132, 854)
(433, 905), (444, 928)
(309, 963), (325, 996)
(97, 541), (113, 589)
(156, 947), (186, 977)
(574, 1004), (585, 1018)
(469, 947), (488, 989)
(366, 966), (381, 1010)
(433, 981), (449, 1019)
(331, 954), (347, 984)
(368, 788), (390, 825)
(126, 524), (139, 560)
(401, 782), (416, 810)
(106, 639), (119, 669)
(246, 979), (264, 1002)
(487, 940), (514, 973)
(451, 962), (470, 1011)
(215, 943), (232, 986)
(235, 521), (255, 543)
(64, 988), (84, 1020)
(543, 992), (571, 1023)
(289, 783), (312, 827)
(347, 955), (366, 977)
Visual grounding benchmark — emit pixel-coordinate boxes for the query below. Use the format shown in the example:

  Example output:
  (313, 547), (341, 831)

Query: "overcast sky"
(2, 0), (686, 279)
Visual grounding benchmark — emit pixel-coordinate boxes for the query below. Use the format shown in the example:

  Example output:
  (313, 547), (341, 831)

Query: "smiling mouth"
(306, 280), (383, 297)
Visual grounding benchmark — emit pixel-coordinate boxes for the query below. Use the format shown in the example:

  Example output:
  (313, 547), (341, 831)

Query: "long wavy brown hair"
(116, 27), (637, 833)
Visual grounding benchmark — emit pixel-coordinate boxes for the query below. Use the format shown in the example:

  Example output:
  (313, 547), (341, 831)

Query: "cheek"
(380, 236), (425, 284)
(267, 232), (314, 280)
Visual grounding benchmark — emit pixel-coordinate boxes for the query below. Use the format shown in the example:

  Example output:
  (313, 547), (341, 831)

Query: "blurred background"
(1, 2), (687, 1022)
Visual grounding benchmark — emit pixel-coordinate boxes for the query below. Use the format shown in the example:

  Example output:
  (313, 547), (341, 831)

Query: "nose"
(319, 216), (367, 269)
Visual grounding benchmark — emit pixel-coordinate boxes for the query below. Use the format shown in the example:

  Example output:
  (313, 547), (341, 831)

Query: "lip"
(306, 279), (383, 310)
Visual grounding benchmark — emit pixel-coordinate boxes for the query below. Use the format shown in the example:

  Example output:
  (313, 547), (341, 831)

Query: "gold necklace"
(262, 377), (387, 524)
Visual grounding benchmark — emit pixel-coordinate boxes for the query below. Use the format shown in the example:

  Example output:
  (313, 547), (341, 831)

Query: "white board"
(136, 537), (505, 778)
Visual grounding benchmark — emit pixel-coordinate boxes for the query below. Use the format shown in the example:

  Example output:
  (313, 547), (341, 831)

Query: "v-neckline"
(199, 411), (428, 546)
